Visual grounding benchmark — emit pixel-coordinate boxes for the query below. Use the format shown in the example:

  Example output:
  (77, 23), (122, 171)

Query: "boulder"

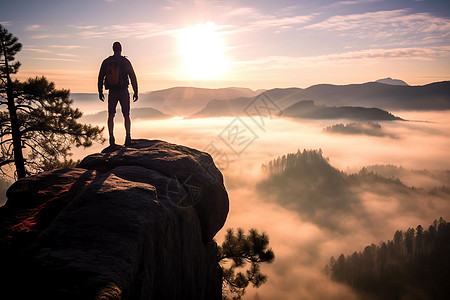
(0, 139), (229, 300)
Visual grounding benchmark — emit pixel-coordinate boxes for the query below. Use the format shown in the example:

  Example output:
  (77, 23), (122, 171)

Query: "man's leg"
(119, 89), (132, 145)
(108, 89), (119, 146)
(124, 115), (131, 138)
(108, 113), (115, 145)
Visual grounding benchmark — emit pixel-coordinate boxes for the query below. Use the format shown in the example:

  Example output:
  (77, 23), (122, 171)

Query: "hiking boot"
(109, 136), (115, 146)
(125, 135), (132, 146)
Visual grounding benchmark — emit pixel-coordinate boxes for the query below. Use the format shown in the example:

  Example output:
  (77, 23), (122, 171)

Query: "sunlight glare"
(177, 22), (230, 80)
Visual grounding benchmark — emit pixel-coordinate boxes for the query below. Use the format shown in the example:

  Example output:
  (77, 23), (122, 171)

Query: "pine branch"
(0, 137), (13, 145)
(0, 159), (14, 167)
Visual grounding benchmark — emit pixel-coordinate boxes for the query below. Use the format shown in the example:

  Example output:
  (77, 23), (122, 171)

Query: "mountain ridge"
(70, 80), (450, 117)
(140, 86), (261, 116)
(375, 77), (409, 86)
(189, 80), (449, 117)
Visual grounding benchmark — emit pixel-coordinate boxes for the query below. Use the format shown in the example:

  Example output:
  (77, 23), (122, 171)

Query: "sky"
(1, 2), (450, 298)
(1, 0), (450, 92)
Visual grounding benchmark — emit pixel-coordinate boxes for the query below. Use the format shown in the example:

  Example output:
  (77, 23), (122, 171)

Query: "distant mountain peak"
(375, 77), (409, 86)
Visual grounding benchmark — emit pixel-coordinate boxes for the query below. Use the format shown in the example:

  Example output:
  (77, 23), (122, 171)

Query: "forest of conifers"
(325, 218), (450, 299)
(260, 150), (450, 299)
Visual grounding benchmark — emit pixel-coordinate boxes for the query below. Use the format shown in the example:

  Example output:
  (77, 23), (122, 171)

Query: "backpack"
(105, 56), (127, 89)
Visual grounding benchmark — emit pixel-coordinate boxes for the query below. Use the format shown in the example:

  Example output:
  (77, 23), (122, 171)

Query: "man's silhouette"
(98, 41), (138, 146)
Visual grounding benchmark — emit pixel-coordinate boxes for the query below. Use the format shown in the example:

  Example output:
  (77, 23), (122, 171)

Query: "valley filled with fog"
(71, 86), (450, 299)
(2, 0), (450, 298)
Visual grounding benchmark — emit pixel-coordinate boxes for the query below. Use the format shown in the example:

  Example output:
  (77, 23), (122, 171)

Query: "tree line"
(262, 149), (330, 175)
(326, 218), (450, 299)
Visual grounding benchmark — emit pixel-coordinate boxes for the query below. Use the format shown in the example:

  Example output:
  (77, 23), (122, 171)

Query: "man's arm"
(125, 59), (138, 101)
(98, 59), (107, 101)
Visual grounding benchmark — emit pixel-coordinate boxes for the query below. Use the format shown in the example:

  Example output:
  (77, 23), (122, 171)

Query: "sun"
(177, 22), (230, 80)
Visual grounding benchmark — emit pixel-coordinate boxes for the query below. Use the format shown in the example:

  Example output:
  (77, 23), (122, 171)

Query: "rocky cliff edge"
(0, 139), (229, 300)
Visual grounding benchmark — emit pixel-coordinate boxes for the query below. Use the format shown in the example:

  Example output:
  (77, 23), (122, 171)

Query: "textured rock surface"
(0, 139), (229, 300)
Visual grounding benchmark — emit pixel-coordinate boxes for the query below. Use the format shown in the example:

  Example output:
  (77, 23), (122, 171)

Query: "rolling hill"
(265, 81), (450, 110)
(72, 80), (449, 118)
(81, 107), (171, 123)
(140, 86), (260, 116)
(189, 81), (449, 118)
(280, 100), (403, 121)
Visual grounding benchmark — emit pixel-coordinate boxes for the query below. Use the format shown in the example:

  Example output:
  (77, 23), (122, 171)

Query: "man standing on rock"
(98, 41), (138, 146)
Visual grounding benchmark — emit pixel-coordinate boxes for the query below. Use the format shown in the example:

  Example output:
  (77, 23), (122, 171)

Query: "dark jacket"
(98, 55), (138, 94)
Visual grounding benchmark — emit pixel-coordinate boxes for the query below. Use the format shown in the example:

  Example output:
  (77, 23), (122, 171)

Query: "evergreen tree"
(326, 218), (450, 299)
(218, 228), (275, 300)
(0, 24), (25, 178)
(0, 25), (104, 178)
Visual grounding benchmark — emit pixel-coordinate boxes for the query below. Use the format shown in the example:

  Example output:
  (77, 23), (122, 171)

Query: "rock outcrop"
(0, 139), (229, 300)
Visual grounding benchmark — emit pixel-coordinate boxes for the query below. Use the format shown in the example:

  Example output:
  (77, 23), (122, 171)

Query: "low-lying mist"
(53, 102), (450, 298)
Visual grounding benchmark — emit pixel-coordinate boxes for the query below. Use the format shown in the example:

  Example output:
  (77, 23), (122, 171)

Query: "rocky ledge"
(0, 139), (229, 300)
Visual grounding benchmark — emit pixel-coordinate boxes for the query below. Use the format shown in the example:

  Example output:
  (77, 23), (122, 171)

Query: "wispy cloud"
(25, 24), (43, 31)
(49, 45), (86, 50)
(236, 46), (450, 71)
(225, 6), (316, 33)
(250, 15), (315, 31)
(72, 25), (97, 30)
(30, 34), (69, 39)
(23, 46), (80, 59)
(162, 0), (181, 10)
(56, 53), (78, 57)
(330, 46), (450, 60)
(303, 9), (450, 45)
(31, 57), (79, 62)
(78, 30), (109, 39)
(23, 47), (52, 53)
(328, 0), (384, 7)
(76, 22), (177, 39)
(305, 9), (408, 31)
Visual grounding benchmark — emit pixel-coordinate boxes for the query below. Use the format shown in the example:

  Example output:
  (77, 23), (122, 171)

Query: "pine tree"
(0, 24), (25, 178)
(218, 228), (275, 300)
(326, 219), (450, 299)
(0, 25), (104, 178)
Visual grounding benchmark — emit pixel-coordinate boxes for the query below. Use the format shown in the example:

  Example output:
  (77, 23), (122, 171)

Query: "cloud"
(162, 0), (181, 10)
(72, 25), (97, 30)
(234, 46), (450, 72)
(304, 9), (401, 31)
(78, 30), (109, 38)
(23, 46), (79, 59)
(225, 6), (316, 33)
(250, 15), (315, 31)
(317, 46), (450, 61)
(30, 34), (69, 39)
(23, 47), (52, 54)
(56, 53), (78, 57)
(76, 22), (177, 39)
(25, 24), (43, 31)
(303, 9), (450, 45)
(49, 45), (86, 50)
(328, 0), (384, 7)
(31, 57), (79, 62)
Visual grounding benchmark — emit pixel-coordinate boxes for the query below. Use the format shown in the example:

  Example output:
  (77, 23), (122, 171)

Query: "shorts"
(108, 88), (130, 117)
